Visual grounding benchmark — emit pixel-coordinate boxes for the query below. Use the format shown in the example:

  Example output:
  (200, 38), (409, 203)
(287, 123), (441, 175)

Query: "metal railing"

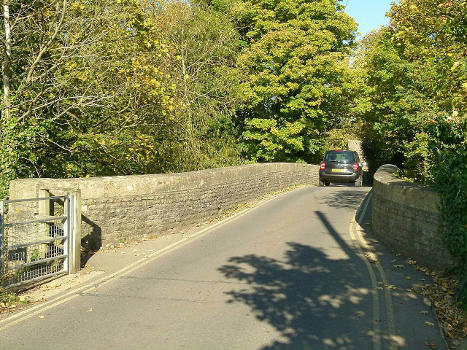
(0, 190), (81, 288)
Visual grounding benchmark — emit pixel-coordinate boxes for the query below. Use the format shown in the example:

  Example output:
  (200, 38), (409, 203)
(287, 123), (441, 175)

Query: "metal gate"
(0, 194), (75, 288)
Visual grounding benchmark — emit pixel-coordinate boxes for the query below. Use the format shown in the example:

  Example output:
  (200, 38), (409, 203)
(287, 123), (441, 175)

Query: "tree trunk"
(2, 0), (11, 127)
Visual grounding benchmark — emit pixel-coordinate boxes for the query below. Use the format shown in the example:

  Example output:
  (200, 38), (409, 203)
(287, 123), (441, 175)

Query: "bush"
(432, 144), (467, 306)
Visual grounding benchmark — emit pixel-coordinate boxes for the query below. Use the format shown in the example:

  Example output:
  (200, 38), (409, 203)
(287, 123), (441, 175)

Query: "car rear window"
(324, 151), (355, 163)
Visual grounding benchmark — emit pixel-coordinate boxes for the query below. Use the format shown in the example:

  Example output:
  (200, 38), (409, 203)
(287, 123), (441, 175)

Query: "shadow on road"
(218, 211), (378, 350)
(318, 189), (368, 210)
(218, 188), (446, 349)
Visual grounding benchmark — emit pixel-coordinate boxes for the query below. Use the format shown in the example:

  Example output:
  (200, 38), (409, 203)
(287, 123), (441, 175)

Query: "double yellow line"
(0, 186), (305, 332)
(348, 191), (396, 350)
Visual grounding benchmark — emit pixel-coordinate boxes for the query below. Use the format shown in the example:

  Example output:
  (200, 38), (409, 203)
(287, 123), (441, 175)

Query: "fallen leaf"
(385, 284), (398, 290)
(39, 315), (45, 319)
(406, 276), (412, 280)
(425, 321), (435, 327)
(364, 253), (378, 263)
(87, 307), (93, 312)
(425, 341), (438, 349)
(420, 310), (429, 315)
(393, 264), (405, 269)
(352, 311), (365, 319)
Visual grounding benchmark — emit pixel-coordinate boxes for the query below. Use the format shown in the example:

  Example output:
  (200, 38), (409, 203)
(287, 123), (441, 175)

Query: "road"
(0, 186), (446, 349)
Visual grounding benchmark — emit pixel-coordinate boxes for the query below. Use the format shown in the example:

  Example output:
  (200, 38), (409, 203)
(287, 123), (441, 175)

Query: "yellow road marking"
(0, 186), (314, 331)
(351, 191), (397, 350)
(348, 219), (381, 350)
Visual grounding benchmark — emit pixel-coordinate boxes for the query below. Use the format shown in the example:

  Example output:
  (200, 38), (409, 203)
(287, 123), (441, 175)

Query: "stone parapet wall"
(371, 164), (455, 271)
(347, 139), (365, 162)
(10, 163), (319, 250)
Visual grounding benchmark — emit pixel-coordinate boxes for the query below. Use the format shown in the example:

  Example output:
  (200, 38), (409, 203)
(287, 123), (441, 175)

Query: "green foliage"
(1, 0), (173, 192)
(432, 144), (467, 305)
(0, 287), (19, 305)
(150, 2), (244, 171)
(30, 249), (40, 263)
(432, 145), (467, 262)
(231, 0), (358, 162)
(199, 0), (235, 13)
(242, 118), (305, 161)
(323, 125), (360, 151)
(355, 0), (467, 176)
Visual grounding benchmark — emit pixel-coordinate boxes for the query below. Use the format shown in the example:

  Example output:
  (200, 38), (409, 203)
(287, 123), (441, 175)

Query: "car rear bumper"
(319, 170), (359, 183)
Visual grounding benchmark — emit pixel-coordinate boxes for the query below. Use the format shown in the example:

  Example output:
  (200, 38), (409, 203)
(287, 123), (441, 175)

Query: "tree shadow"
(46, 190), (102, 266)
(218, 211), (379, 350)
(80, 215), (102, 266)
(318, 190), (369, 210)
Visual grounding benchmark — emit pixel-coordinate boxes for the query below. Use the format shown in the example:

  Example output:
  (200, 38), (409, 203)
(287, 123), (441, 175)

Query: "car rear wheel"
(319, 179), (325, 186)
(325, 181), (330, 186)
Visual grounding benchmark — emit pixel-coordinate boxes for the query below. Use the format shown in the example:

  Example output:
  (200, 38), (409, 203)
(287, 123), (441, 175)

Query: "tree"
(355, 0), (467, 181)
(0, 0), (181, 195)
(231, 0), (358, 162)
(0, 0), (247, 197)
(1, 0), (11, 123)
(150, 1), (244, 171)
(1, 0), (75, 195)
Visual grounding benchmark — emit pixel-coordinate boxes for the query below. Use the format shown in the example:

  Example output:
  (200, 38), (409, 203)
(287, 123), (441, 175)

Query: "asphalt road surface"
(0, 186), (446, 349)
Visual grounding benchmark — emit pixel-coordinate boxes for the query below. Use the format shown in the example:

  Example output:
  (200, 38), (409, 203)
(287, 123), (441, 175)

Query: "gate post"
(69, 189), (81, 273)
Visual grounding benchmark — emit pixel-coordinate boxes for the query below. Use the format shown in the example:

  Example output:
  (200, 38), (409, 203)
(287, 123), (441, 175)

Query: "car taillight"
(353, 163), (358, 171)
(320, 162), (325, 170)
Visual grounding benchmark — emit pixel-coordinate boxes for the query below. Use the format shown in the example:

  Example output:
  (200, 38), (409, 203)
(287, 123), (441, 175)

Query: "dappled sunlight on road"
(219, 240), (377, 350)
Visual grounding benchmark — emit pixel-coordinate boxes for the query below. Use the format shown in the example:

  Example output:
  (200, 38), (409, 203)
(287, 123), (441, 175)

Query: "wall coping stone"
(373, 164), (439, 213)
(10, 163), (314, 200)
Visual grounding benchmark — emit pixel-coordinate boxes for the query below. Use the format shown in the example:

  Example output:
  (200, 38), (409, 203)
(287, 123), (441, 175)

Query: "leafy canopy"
(230, 0), (357, 162)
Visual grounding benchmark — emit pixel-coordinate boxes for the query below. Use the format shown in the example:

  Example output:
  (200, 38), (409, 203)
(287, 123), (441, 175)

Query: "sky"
(344, 0), (395, 39)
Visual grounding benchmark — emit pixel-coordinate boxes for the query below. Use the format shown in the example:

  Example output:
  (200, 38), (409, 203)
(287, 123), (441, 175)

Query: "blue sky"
(343, 0), (395, 38)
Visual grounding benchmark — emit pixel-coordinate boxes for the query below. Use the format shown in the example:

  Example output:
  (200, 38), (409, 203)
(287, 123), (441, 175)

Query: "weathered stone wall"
(10, 163), (319, 250)
(347, 139), (365, 162)
(372, 164), (456, 271)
